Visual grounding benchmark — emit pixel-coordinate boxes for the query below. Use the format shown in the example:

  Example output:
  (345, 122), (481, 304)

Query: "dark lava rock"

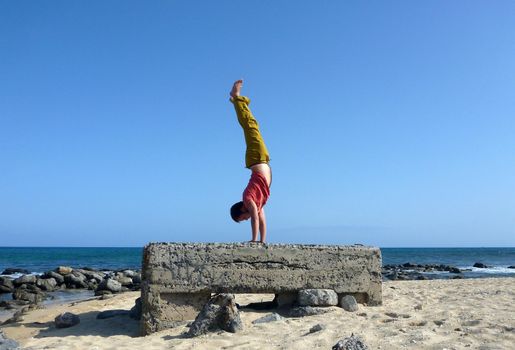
(508, 266), (515, 269)
(289, 306), (332, 317)
(1, 268), (30, 275)
(332, 334), (369, 350)
(0, 277), (14, 293)
(473, 262), (488, 268)
(188, 293), (243, 337)
(55, 312), (80, 328)
(64, 272), (88, 289)
(309, 323), (325, 333)
(129, 297), (142, 320)
(96, 309), (130, 319)
(447, 267), (461, 274)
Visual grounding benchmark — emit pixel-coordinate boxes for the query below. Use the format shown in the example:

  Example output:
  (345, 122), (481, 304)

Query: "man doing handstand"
(229, 79), (272, 243)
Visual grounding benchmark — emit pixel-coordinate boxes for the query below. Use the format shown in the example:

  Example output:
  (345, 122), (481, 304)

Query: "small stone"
(96, 309), (130, 319)
(473, 262), (488, 268)
(55, 312), (80, 328)
(252, 313), (284, 324)
(298, 289), (338, 306)
(414, 304), (423, 310)
(332, 334), (369, 350)
(309, 323), (325, 333)
(340, 295), (358, 312)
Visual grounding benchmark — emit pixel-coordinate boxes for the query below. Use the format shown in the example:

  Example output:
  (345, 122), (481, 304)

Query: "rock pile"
(0, 266), (141, 317)
(382, 263), (463, 280)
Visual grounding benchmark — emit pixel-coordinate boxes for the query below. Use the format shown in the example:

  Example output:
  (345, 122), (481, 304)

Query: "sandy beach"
(1, 277), (513, 350)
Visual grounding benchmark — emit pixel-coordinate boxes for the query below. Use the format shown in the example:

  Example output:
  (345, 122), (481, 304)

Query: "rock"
(1, 268), (30, 275)
(273, 293), (297, 308)
(188, 294), (243, 337)
(129, 297), (142, 320)
(298, 289), (338, 306)
(0, 277), (14, 293)
(252, 313), (284, 324)
(0, 300), (30, 309)
(55, 312), (80, 328)
(13, 274), (37, 286)
(447, 266), (461, 274)
(121, 270), (137, 278)
(289, 306), (332, 317)
(96, 309), (130, 319)
(56, 266), (73, 275)
(116, 276), (133, 286)
(64, 271), (88, 288)
(452, 275), (464, 279)
(12, 289), (45, 304)
(0, 329), (19, 349)
(36, 277), (57, 291)
(43, 271), (65, 284)
(473, 262), (488, 268)
(340, 295), (358, 312)
(332, 334), (369, 350)
(132, 273), (142, 284)
(97, 278), (122, 293)
(507, 266), (515, 269)
(309, 323), (325, 333)
(82, 271), (104, 283)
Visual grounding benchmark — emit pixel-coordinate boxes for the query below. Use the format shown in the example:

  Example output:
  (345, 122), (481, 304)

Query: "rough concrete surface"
(141, 242), (382, 335)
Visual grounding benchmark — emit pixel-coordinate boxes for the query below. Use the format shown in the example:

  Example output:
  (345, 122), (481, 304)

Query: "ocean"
(0, 246), (514, 279)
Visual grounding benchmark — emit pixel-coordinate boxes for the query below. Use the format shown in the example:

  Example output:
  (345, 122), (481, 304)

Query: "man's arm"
(258, 208), (266, 243)
(246, 200), (260, 242)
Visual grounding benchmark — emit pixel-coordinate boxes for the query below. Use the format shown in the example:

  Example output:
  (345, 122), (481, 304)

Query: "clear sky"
(1, 1), (514, 247)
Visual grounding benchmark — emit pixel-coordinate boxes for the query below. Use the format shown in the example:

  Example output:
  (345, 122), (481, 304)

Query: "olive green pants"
(231, 96), (270, 168)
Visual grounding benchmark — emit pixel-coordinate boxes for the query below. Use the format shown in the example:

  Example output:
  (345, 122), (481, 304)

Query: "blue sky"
(1, 1), (514, 247)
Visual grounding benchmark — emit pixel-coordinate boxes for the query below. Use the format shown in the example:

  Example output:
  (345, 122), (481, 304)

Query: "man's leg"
(230, 82), (270, 168)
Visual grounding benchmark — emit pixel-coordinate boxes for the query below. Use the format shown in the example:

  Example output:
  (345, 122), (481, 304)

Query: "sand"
(1, 278), (514, 350)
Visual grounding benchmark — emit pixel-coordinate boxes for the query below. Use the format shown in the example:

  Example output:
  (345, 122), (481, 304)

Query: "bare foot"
(230, 79), (243, 99)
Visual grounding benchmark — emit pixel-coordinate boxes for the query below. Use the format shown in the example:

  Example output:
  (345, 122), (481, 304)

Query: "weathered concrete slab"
(141, 242), (382, 335)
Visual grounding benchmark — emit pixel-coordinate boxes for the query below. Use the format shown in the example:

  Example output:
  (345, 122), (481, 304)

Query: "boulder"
(508, 266), (515, 269)
(447, 267), (461, 274)
(82, 271), (104, 283)
(55, 312), (80, 328)
(129, 297), (142, 320)
(121, 270), (137, 278)
(64, 271), (88, 288)
(298, 289), (338, 306)
(251, 313), (284, 324)
(97, 278), (122, 293)
(36, 277), (57, 291)
(187, 294), (243, 337)
(12, 289), (45, 304)
(116, 276), (133, 286)
(1, 268), (30, 275)
(289, 306), (332, 317)
(13, 274), (37, 286)
(332, 334), (369, 350)
(131, 273), (142, 284)
(55, 266), (73, 275)
(96, 309), (130, 319)
(340, 295), (359, 312)
(43, 271), (65, 284)
(0, 277), (14, 293)
(273, 293), (297, 308)
(473, 262), (488, 268)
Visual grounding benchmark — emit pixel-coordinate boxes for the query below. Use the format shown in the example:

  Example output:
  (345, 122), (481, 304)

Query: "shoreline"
(1, 277), (514, 349)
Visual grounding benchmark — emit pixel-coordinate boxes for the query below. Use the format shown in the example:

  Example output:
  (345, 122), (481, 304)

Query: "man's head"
(230, 201), (250, 222)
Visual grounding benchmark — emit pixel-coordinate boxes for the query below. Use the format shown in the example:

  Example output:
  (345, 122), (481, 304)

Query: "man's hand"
(245, 200), (260, 242)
